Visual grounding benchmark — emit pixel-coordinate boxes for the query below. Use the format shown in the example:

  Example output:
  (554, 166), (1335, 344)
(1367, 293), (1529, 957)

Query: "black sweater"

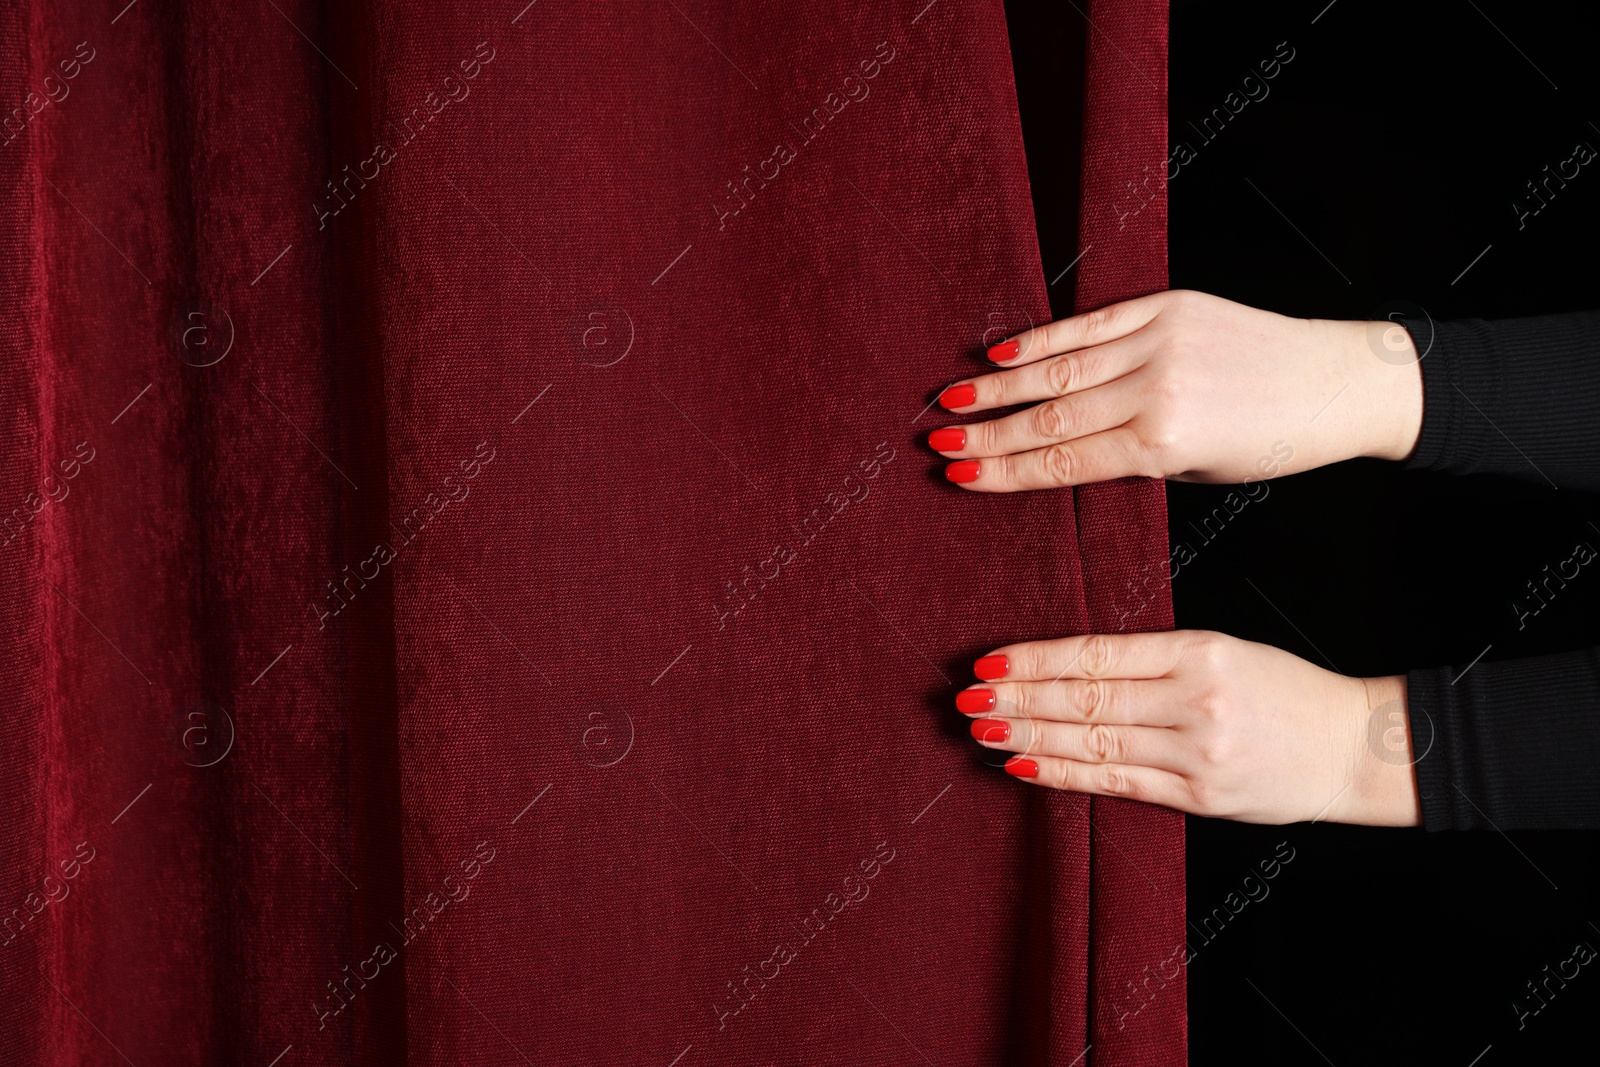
(1401, 312), (1600, 830)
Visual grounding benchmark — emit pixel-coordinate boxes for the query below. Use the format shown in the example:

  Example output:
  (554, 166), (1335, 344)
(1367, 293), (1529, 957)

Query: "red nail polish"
(973, 654), (1008, 680)
(938, 383), (976, 409)
(1005, 757), (1039, 778)
(956, 688), (995, 715)
(971, 718), (1010, 743)
(945, 460), (980, 484)
(927, 427), (966, 452)
(988, 340), (1020, 363)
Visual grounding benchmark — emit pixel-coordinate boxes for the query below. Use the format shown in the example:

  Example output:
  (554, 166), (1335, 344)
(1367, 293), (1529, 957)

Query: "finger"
(939, 379), (1141, 459)
(971, 632), (1193, 684)
(1002, 753), (1195, 809)
(935, 335), (1144, 415)
(971, 678), (1187, 726)
(971, 717), (1192, 772)
(986, 293), (1169, 368)
(946, 427), (1147, 492)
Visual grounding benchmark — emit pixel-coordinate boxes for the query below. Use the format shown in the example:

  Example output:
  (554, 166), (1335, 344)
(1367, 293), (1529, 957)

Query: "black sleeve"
(1407, 650), (1600, 830)
(1400, 311), (1600, 490)
(1396, 311), (1600, 829)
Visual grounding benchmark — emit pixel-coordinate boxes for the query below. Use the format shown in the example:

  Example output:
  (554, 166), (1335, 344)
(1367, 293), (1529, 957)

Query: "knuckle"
(1079, 635), (1116, 679)
(1031, 399), (1073, 441)
(1195, 732), (1230, 766)
(1162, 289), (1199, 315)
(965, 419), (996, 456)
(1009, 682), (1036, 719)
(1165, 290), (1213, 328)
(1038, 759), (1066, 791)
(989, 450), (1018, 488)
(1139, 415), (1180, 459)
(1188, 631), (1231, 674)
(1185, 778), (1218, 815)
(1013, 641), (1044, 680)
(1041, 442), (1079, 485)
(1193, 684), (1229, 723)
(1045, 354), (1080, 396)
(1132, 440), (1167, 481)
(1080, 304), (1118, 343)
(1039, 319), (1067, 352)
(1014, 328), (1045, 362)
(1071, 679), (1105, 722)
(1054, 759), (1084, 793)
(1085, 723), (1122, 763)
(985, 372), (1013, 407)
(1099, 764), (1130, 796)
(1016, 718), (1042, 755)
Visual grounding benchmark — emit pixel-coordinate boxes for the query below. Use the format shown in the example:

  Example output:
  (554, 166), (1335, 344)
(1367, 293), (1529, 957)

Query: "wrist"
(1347, 674), (1423, 827)
(1352, 320), (1425, 463)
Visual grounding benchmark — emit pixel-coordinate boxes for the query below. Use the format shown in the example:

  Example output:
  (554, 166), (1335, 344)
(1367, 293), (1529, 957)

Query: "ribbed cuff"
(1399, 310), (1600, 488)
(1406, 649), (1600, 831)
(1405, 665), (1467, 830)
(1400, 317), (1503, 477)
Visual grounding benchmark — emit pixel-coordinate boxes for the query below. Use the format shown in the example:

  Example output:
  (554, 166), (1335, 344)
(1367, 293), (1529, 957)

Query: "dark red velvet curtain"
(0, 1), (1180, 1063)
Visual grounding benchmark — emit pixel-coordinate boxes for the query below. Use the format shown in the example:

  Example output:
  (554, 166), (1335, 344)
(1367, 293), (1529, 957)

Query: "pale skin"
(936, 289), (1426, 826)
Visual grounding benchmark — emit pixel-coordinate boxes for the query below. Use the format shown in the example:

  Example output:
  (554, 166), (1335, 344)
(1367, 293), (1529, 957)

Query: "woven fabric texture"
(0, 2), (1182, 1063)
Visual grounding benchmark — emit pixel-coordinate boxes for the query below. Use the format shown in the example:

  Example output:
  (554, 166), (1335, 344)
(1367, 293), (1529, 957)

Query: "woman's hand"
(929, 290), (1425, 491)
(959, 630), (1422, 826)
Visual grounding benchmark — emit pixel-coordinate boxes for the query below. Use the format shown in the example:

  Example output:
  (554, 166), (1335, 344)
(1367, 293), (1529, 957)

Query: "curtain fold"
(0, 2), (1181, 1064)
(1074, 2), (1187, 1064)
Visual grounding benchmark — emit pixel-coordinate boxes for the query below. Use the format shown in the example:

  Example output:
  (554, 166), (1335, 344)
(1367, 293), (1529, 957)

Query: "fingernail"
(945, 460), (980, 484)
(973, 654), (1008, 680)
(971, 718), (1010, 743)
(956, 688), (995, 715)
(927, 427), (966, 452)
(938, 383), (976, 409)
(1004, 756), (1039, 778)
(988, 340), (1020, 363)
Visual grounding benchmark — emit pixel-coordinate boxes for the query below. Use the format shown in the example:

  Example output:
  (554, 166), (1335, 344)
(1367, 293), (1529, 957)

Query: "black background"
(1005, 1), (1600, 1063)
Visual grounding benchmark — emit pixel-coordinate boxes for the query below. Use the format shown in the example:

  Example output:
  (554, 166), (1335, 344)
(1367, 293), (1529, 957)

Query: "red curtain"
(0, 1), (1180, 1063)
